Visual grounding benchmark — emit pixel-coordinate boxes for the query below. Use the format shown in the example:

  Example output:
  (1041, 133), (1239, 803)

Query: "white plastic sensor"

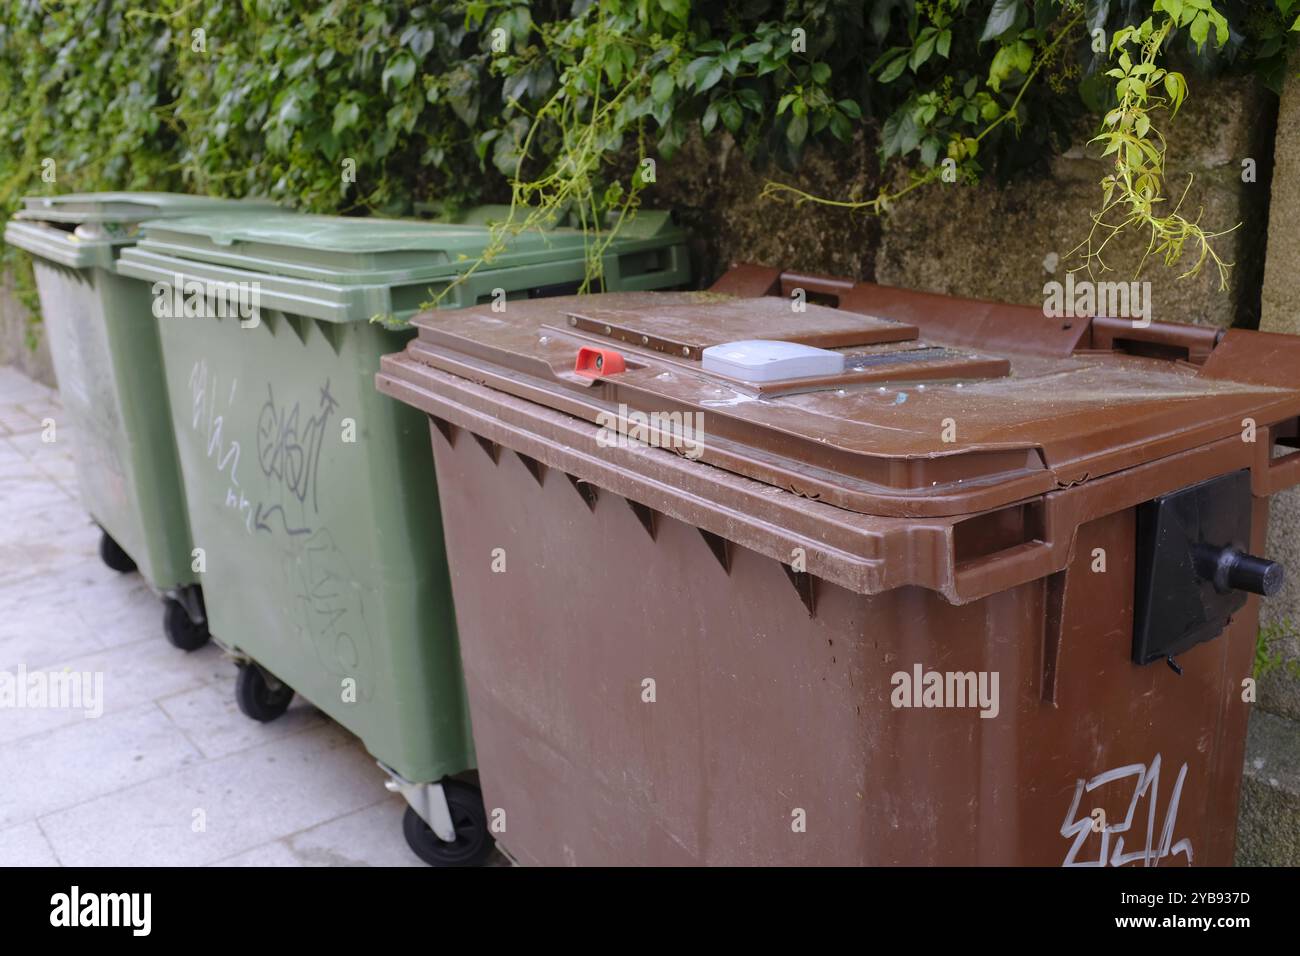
(701, 339), (846, 382)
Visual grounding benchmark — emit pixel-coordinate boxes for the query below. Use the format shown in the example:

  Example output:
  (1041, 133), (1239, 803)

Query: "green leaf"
(382, 53), (416, 94)
(701, 101), (718, 133)
(980, 0), (1023, 43)
(651, 71), (675, 104)
(698, 61), (724, 92)
(1188, 11), (1209, 50)
(332, 100), (360, 135)
(604, 48), (624, 87)
(718, 97), (743, 133)
(785, 111), (808, 147)
(837, 98), (862, 119)
(1209, 10), (1229, 47)
(920, 135), (941, 167)
(877, 50), (909, 83)
(811, 62), (831, 84)
(881, 109), (921, 158)
(829, 110), (851, 141)
(910, 33), (937, 71)
(658, 0), (689, 20)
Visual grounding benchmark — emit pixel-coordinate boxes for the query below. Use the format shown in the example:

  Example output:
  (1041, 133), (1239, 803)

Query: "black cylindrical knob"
(1197, 544), (1284, 596)
(1224, 551), (1284, 597)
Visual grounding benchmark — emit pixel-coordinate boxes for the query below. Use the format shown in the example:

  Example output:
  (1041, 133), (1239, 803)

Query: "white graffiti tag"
(1061, 754), (1193, 867)
(189, 359), (251, 527)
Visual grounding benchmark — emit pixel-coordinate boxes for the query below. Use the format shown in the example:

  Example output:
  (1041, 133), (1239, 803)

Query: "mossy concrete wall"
(652, 129), (884, 286)
(875, 76), (1275, 330)
(0, 271), (53, 387)
(1240, 52), (1300, 867)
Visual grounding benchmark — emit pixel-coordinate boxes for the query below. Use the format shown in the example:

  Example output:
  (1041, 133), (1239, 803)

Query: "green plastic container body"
(3, 194), (277, 591)
(115, 209), (689, 783)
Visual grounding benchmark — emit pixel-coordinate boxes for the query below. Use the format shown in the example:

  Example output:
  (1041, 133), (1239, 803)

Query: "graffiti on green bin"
(253, 380), (337, 538)
(188, 359), (248, 524)
(286, 528), (372, 701)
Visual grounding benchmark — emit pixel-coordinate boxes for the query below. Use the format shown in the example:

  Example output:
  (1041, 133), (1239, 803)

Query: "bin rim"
(15, 192), (278, 225)
(115, 238), (688, 325)
(128, 207), (687, 287)
(376, 348), (1298, 604)
(3, 219), (119, 270)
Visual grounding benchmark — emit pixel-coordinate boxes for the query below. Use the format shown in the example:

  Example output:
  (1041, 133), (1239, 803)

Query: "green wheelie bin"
(3, 192), (277, 650)
(114, 208), (689, 864)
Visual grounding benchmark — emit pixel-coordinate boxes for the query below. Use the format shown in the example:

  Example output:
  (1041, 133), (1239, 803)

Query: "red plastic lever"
(574, 346), (626, 379)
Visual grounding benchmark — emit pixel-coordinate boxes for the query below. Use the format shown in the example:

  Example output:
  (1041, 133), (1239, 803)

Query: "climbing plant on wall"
(2, 0), (1298, 323)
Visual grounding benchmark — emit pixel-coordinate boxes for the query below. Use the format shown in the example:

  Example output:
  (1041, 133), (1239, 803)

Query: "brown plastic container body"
(376, 267), (1300, 866)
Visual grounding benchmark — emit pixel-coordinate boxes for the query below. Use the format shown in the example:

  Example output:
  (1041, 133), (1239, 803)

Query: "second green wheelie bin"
(114, 208), (689, 865)
(3, 192), (277, 650)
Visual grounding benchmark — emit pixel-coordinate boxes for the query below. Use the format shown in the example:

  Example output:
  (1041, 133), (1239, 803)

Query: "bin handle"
(952, 540), (1055, 599)
(777, 271), (859, 307)
(1088, 316), (1222, 365)
(1253, 420), (1300, 496)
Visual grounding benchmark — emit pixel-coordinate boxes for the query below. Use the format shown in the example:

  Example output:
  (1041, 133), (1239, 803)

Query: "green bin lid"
(15, 192), (278, 226)
(132, 207), (684, 286)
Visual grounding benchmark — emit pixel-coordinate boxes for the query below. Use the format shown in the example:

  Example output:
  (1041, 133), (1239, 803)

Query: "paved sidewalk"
(0, 365), (438, 866)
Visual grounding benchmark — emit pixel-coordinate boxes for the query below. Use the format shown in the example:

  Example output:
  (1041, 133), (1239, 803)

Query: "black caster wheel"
(99, 530), (137, 574)
(235, 663), (294, 722)
(402, 780), (493, 867)
(162, 598), (210, 651)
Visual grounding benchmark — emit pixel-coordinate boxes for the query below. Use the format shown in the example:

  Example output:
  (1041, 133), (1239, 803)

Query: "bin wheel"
(234, 663), (294, 722)
(99, 530), (137, 574)
(402, 781), (493, 867)
(162, 599), (210, 652)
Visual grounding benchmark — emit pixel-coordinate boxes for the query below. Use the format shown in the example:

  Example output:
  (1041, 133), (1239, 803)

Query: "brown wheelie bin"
(376, 264), (1300, 866)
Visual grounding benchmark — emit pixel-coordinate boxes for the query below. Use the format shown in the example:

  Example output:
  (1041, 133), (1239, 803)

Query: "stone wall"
(652, 128), (884, 286)
(0, 270), (53, 387)
(650, 78), (1273, 331)
(873, 76), (1273, 330)
(1240, 50), (1300, 867)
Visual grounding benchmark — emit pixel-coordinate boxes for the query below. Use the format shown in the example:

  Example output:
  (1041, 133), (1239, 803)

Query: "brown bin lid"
(396, 280), (1300, 519)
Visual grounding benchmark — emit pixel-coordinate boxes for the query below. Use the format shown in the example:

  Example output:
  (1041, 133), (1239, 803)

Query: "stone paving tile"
(279, 798), (424, 867)
(0, 821), (61, 866)
(1, 366), (438, 867)
(0, 366), (55, 405)
(0, 701), (205, 831)
(39, 722), (383, 867)
(0, 634), (222, 747)
(157, 679), (328, 760)
(209, 840), (304, 867)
